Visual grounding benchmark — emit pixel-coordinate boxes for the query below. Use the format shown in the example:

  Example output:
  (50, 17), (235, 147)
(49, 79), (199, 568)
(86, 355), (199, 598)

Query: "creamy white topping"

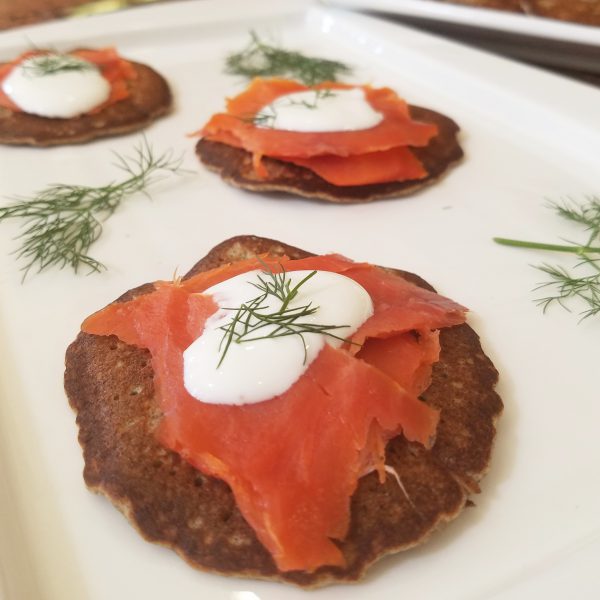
(1, 54), (111, 119)
(256, 88), (383, 132)
(183, 269), (374, 405)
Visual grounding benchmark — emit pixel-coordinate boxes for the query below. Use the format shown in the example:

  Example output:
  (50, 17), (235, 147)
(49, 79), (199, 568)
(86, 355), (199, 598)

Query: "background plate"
(325, 0), (600, 73)
(1, 1), (600, 599)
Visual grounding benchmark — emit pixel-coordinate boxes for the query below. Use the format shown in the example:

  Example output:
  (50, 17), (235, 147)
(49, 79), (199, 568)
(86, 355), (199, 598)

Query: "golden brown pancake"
(431, 0), (522, 10)
(196, 107), (463, 203)
(64, 235), (502, 587)
(429, 0), (600, 25)
(0, 57), (172, 146)
(0, 0), (91, 30)
(524, 0), (600, 25)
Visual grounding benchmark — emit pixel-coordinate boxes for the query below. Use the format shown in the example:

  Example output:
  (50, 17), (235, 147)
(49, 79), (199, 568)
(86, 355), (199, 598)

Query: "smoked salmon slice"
(283, 146), (427, 187)
(199, 78), (438, 186)
(82, 254), (466, 572)
(357, 331), (440, 397)
(0, 48), (137, 114)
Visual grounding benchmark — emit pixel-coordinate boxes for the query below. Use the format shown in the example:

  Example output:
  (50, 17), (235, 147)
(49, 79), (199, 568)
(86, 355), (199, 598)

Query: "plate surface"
(1, 1), (600, 599)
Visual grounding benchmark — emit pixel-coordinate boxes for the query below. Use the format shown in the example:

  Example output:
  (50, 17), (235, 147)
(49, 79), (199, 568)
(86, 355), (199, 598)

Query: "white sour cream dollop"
(183, 269), (374, 405)
(1, 54), (111, 119)
(256, 88), (383, 132)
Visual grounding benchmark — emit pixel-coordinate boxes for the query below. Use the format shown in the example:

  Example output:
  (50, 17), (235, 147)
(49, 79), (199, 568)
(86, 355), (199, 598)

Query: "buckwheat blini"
(0, 47), (171, 146)
(65, 235), (502, 587)
(196, 79), (463, 203)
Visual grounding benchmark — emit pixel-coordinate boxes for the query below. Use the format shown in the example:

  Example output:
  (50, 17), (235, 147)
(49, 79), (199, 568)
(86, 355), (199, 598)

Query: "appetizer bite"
(0, 48), (171, 145)
(195, 79), (463, 203)
(65, 236), (502, 586)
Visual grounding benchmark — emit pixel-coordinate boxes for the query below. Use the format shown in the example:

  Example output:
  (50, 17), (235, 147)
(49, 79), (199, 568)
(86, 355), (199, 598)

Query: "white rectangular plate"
(326, 0), (600, 73)
(326, 0), (600, 44)
(1, 1), (600, 599)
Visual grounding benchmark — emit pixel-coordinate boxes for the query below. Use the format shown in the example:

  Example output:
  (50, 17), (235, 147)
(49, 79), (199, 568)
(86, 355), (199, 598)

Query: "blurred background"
(1, 0), (599, 30)
(0, 1), (599, 86)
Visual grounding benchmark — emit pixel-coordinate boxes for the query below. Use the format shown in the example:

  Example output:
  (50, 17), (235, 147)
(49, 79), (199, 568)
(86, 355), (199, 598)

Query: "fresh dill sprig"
(22, 53), (96, 77)
(250, 88), (337, 128)
(226, 31), (352, 85)
(217, 264), (352, 367)
(534, 261), (600, 319)
(249, 105), (277, 128)
(286, 88), (336, 110)
(494, 197), (600, 320)
(0, 139), (185, 279)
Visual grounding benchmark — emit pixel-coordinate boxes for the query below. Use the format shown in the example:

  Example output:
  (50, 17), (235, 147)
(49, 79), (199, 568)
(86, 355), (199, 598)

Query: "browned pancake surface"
(524, 0), (600, 25)
(0, 60), (172, 146)
(0, 0), (91, 30)
(430, 0), (600, 24)
(64, 235), (502, 587)
(196, 107), (463, 203)
(432, 0), (522, 10)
